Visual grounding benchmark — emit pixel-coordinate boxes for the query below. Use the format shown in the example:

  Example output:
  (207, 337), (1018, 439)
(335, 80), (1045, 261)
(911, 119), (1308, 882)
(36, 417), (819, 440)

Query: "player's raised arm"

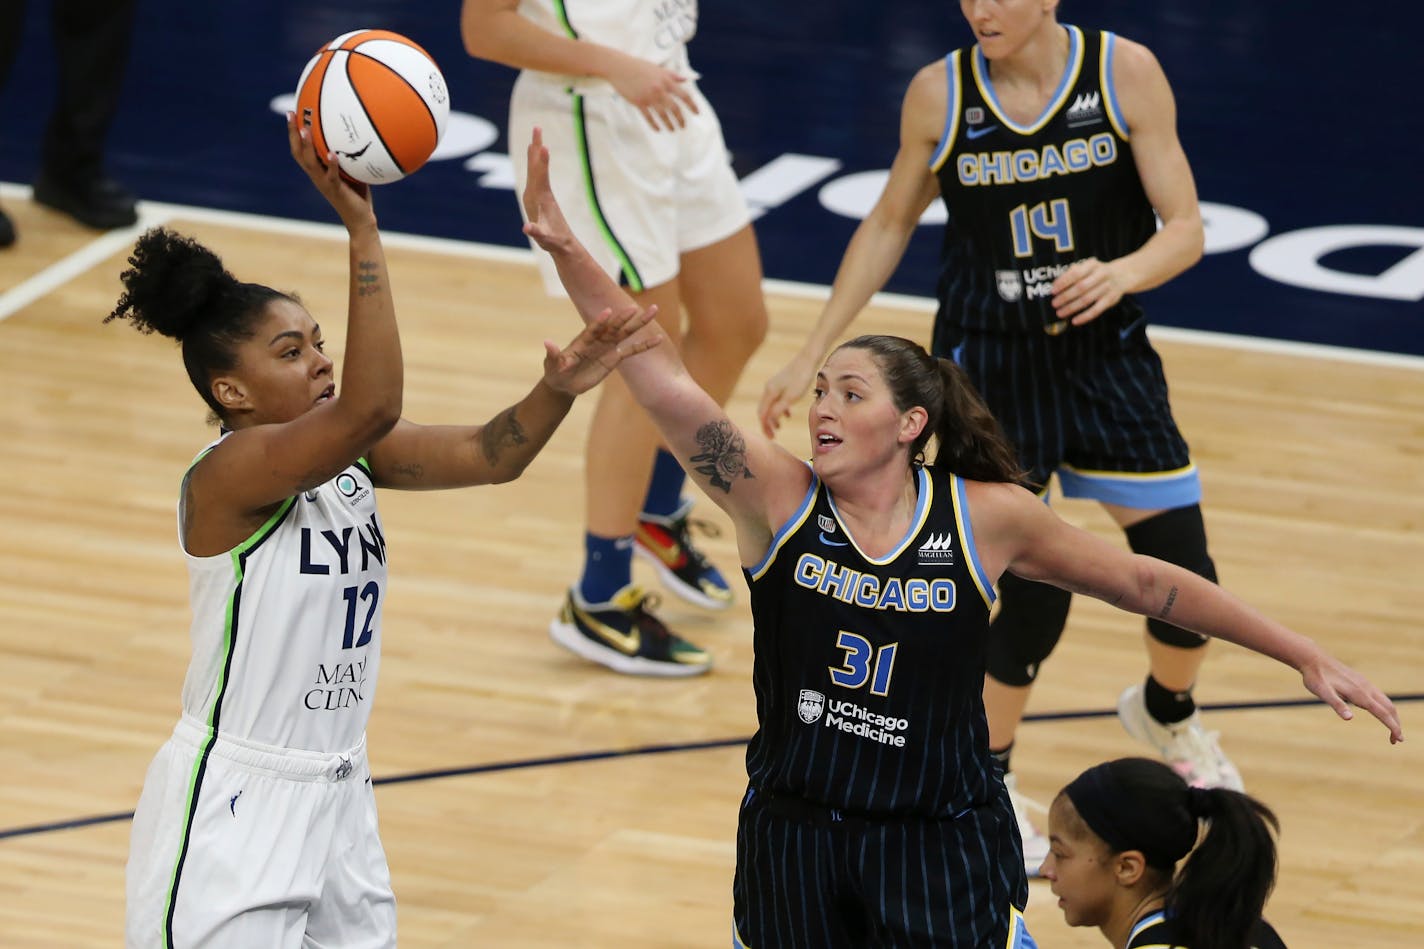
(519, 129), (809, 562)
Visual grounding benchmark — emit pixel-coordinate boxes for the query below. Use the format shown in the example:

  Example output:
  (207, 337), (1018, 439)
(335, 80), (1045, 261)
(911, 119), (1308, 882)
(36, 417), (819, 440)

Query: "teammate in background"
(461, 0), (770, 677)
(521, 127), (1401, 947)
(758, 0), (1238, 867)
(1042, 758), (1288, 949)
(115, 113), (656, 948)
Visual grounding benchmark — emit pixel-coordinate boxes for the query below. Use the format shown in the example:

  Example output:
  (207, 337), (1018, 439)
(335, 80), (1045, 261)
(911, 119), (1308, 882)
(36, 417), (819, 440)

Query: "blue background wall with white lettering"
(1, 1), (1419, 353)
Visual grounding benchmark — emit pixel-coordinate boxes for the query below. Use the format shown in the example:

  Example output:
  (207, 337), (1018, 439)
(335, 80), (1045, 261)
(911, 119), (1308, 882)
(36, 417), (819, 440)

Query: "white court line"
(3, 180), (1421, 372)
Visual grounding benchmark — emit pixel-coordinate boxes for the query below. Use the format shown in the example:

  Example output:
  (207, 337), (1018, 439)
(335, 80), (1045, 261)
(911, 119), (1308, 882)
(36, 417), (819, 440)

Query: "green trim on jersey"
(161, 496), (295, 948)
(551, 0), (578, 38)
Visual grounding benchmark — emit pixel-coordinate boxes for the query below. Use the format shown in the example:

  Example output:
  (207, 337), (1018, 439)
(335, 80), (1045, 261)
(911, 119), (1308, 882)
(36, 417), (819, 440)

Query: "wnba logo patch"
(798, 689), (825, 724)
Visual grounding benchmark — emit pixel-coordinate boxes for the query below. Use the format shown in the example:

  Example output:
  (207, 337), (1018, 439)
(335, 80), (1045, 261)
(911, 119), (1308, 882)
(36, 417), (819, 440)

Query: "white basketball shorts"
(125, 716), (395, 948)
(510, 70), (752, 295)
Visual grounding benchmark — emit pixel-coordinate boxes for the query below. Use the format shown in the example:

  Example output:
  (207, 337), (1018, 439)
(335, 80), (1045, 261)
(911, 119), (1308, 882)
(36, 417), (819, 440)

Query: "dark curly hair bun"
(106, 228), (238, 340)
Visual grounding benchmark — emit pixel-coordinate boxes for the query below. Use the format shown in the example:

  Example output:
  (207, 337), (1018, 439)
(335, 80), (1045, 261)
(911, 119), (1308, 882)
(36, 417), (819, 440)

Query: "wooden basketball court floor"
(1, 185), (1420, 946)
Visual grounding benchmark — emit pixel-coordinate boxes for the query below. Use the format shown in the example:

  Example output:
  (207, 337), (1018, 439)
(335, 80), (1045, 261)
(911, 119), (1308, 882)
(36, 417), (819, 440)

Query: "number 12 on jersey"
(829, 630), (898, 696)
(1010, 198), (1074, 257)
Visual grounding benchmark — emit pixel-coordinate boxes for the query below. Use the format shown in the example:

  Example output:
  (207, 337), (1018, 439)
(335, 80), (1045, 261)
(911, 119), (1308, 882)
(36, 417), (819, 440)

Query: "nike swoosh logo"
(337, 142), (372, 159)
(572, 602), (641, 655)
(1119, 316), (1146, 339)
(819, 532), (849, 547)
(965, 125), (998, 140)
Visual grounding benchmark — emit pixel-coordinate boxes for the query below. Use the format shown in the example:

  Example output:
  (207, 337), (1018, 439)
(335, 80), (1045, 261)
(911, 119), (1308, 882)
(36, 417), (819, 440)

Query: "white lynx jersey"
(178, 444), (387, 753)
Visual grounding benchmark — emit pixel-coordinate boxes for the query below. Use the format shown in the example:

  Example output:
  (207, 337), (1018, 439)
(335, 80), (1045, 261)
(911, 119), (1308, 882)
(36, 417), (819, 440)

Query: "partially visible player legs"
(1106, 502), (1243, 790)
(985, 572), (1074, 874)
(550, 278), (716, 676)
(636, 225), (768, 608)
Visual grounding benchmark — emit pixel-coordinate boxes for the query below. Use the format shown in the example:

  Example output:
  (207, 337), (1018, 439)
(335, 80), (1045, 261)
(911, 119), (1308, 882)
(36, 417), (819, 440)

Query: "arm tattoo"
(356, 259), (383, 297)
(1158, 585), (1179, 619)
(390, 461), (425, 482)
(480, 407), (528, 464)
(688, 420), (754, 494)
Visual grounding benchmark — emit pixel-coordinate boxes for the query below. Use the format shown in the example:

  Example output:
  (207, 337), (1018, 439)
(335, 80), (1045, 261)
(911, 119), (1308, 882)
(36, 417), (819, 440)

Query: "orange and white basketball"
(295, 29), (449, 185)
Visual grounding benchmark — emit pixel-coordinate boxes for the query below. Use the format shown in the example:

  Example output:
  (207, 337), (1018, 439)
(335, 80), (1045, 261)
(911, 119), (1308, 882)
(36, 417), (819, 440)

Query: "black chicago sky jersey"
(931, 27), (1156, 334)
(743, 465), (999, 817)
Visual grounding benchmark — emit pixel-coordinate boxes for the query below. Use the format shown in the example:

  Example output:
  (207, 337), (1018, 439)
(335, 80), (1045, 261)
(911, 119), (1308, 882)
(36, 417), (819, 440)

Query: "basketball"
(295, 29), (449, 185)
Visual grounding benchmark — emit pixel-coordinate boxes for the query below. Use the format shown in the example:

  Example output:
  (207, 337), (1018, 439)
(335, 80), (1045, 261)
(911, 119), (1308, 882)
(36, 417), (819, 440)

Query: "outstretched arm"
(757, 62), (944, 436)
(520, 129), (810, 562)
(969, 481), (1404, 744)
(368, 306), (660, 488)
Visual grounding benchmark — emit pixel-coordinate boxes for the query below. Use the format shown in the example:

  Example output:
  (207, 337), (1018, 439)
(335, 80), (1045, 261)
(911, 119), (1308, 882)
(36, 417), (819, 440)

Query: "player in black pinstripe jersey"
(1043, 758), (1289, 949)
(761, 0), (1245, 870)
(520, 129), (1402, 948)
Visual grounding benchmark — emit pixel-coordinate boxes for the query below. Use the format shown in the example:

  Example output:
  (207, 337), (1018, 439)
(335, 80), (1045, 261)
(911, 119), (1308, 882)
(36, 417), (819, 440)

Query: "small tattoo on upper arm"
(1158, 585), (1179, 619)
(481, 407), (528, 464)
(688, 420), (754, 494)
(391, 461), (425, 482)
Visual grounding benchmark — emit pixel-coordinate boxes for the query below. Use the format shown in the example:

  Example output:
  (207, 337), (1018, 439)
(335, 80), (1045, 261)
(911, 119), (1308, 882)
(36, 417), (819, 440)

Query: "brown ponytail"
(837, 335), (1025, 483)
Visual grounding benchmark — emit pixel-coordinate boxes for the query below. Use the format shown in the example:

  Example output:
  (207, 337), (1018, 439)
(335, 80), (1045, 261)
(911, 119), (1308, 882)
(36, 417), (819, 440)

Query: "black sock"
(990, 742), (1014, 776)
(1144, 674), (1195, 725)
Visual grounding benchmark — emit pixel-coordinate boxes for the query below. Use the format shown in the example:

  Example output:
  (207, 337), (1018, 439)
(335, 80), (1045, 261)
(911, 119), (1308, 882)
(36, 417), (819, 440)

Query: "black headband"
(1063, 761), (1198, 870)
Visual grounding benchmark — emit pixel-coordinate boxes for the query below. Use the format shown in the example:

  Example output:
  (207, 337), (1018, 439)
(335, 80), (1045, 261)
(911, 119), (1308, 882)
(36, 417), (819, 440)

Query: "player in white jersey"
(111, 113), (661, 949)
(462, 0), (771, 676)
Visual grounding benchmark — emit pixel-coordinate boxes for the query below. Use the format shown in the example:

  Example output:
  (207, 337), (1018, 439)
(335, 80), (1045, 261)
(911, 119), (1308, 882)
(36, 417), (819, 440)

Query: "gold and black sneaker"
(635, 500), (733, 611)
(549, 584), (711, 677)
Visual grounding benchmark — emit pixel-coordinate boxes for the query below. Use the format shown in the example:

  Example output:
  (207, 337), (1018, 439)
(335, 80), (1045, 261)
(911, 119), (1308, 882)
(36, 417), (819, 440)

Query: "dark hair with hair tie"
(1062, 758), (1280, 949)
(105, 227), (297, 421)
(835, 335), (1026, 483)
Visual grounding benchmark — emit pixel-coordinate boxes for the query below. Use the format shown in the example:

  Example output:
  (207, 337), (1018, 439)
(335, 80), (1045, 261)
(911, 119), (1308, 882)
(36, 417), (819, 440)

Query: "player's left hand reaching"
(540, 304), (661, 396)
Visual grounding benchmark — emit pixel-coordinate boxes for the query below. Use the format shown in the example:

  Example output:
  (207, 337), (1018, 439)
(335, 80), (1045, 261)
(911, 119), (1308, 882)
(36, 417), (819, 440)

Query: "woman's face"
(217, 298), (334, 426)
(807, 347), (911, 483)
(959, 0), (1057, 59)
(1041, 795), (1119, 930)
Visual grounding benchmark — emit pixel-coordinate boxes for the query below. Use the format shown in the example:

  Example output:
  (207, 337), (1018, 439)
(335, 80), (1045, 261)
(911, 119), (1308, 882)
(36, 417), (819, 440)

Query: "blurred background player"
(1042, 757), (1288, 949)
(0, 0), (140, 245)
(462, 0), (770, 677)
(757, 0), (1240, 868)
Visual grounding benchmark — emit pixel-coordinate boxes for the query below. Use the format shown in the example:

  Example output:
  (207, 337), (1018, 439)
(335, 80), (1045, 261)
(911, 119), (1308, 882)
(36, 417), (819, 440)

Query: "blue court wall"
(1, 1), (1419, 355)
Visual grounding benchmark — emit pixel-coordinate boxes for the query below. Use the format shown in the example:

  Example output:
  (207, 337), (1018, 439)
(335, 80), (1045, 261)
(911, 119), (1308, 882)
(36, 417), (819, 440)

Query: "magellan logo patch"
(918, 532), (955, 565)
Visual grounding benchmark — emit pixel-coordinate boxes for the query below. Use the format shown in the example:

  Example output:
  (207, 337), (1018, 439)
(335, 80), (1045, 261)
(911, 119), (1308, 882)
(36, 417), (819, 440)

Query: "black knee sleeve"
(986, 572), (1073, 686)
(1125, 504), (1216, 649)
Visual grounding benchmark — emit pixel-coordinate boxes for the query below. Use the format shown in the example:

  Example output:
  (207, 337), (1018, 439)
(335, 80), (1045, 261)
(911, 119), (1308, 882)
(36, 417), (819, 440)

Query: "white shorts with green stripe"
(510, 70), (751, 296)
(125, 716), (394, 948)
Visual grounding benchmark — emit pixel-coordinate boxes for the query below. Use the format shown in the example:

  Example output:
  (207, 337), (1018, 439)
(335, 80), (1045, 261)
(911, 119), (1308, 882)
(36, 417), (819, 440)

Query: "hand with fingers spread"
(606, 53), (700, 131)
(541, 305), (663, 395)
(286, 111), (375, 233)
(1050, 256), (1129, 326)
